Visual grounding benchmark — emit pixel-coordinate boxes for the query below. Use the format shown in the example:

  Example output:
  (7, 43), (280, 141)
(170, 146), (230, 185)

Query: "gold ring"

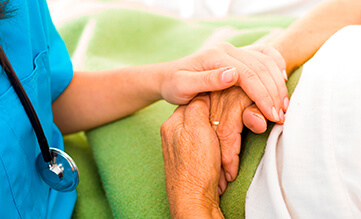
(211, 121), (220, 126)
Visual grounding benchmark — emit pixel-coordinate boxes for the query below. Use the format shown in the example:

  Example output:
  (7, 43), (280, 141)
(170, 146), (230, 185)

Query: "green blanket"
(60, 8), (300, 218)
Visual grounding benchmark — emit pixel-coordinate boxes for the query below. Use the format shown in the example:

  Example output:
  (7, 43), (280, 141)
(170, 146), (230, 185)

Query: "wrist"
(141, 61), (173, 102)
(157, 58), (182, 102)
(154, 59), (178, 100)
(171, 202), (223, 219)
(269, 39), (295, 74)
(169, 188), (223, 219)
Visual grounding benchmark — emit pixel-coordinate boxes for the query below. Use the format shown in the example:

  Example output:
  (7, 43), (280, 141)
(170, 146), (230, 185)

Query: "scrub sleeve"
(0, 0), (76, 218)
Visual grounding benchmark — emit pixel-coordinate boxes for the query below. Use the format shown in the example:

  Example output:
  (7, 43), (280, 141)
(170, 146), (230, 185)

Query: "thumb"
(184, 67), (237, 94)
(243, 104), (268, 134)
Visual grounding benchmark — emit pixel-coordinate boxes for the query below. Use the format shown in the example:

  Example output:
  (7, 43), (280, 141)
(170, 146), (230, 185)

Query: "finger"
(218, 168), (227, 196)
(224, 44), (288, 120)
(201, 46), (280, 123)
(243, 104), (268, 134)
(210, 91), (229, 187)
(225, 51), (281, 123)
(167, 105), (186, 125)
(244, 44), (287, 80)
(216, 88), (251, 182)
(236, 50), (282, 112)
(210, 91), (223, 131)
(160, 106), (186, 155)
(247, 50), (289, 114)
(180, 67), (237, 98)
(183, 93), (211, 128)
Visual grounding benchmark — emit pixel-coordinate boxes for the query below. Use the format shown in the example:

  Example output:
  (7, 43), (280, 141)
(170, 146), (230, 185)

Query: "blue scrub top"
(0, 0), (76, 218)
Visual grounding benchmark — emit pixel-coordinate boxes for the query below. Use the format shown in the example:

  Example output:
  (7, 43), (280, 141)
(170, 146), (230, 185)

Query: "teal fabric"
(0, 0), (75, 218)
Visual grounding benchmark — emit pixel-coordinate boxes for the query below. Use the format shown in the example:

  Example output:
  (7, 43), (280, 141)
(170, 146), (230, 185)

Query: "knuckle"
(207, 47), (223, 56)
(201, 48), (225, 66)
(260, 55), (274, 65)
(248, 44), (263, 53)
(161, 118), (178, 135)
(189, 100), (207, 115)
(261, 44), (272, 52)
(264, 45), (286, 64)
(203, 71), (215, 87)
(160, 121), (171, 137)
(195, 48), (220, 64)
(258, 44), (274, 54)
(216, 41), (233, 50)
(216, 126), (233, 142)
(224, 87), (243, 102)
(186, 102), (200, 115)
(255, 63), (269, 74)
(241, 67), (258, 80)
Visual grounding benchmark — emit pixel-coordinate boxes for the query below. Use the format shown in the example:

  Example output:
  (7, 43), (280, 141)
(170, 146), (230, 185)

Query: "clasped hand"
(161, 43), (288, 218)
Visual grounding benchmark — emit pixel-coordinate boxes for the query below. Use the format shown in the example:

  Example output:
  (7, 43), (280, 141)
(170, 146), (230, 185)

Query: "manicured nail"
(279, 109), (285, 123)
(226, 172), (232, 182)
(284, 97), (289, 110)
(222, 67), (236, 83)
(282, 70), (288, 81)
(218, 186), (222, 195)
(272, 107), (279, 121)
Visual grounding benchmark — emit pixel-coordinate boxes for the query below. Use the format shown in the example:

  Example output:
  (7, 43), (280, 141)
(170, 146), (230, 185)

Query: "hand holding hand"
(210, 87), (268, 194)
(161, 94), (224, 218)
(205, 44), (288, 193)
(160, 43), (288, 124)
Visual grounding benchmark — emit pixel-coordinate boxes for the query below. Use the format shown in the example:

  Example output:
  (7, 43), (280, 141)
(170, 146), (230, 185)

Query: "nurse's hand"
(161, 94), (224, 218)
(160, 43), (288, 124)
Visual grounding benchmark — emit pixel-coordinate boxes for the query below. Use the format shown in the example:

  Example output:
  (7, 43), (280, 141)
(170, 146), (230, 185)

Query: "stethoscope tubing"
(0, 46), (52, 162)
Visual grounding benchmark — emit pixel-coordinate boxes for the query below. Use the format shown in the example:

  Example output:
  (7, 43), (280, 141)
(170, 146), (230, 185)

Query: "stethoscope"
(0, 46), (79, 192)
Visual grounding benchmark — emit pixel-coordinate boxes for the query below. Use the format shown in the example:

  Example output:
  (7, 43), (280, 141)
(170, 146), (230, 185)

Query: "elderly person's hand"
(210, 87), (268, 194)
(209, 44), (286, 194)
(161, 93), (224, 218)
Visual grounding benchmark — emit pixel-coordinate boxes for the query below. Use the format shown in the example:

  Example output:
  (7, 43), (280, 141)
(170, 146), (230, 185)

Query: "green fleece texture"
(59, 8), (299, 218)
(64, 133), (113, 219)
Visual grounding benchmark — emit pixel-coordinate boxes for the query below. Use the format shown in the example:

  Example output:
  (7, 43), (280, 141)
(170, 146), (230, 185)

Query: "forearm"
(52, 62), (169, 134)
(270, 0), (361, 74)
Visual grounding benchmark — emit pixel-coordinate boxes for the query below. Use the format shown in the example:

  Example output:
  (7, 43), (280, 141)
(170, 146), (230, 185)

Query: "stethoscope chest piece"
(36, 148), (79, 192)
(0, 45), (80, 192)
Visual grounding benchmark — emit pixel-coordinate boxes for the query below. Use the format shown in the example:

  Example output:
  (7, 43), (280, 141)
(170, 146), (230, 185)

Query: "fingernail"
(282, 70), (288, 81)
(284, 97), (289, 109)
(253, 113), (266, 124)
(218, 186), (222, 195)
(272, 107), (279, 121)
(226, 172), (232, 182)
(279, 109), (285, 123)
(222, 67), (236, 83)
